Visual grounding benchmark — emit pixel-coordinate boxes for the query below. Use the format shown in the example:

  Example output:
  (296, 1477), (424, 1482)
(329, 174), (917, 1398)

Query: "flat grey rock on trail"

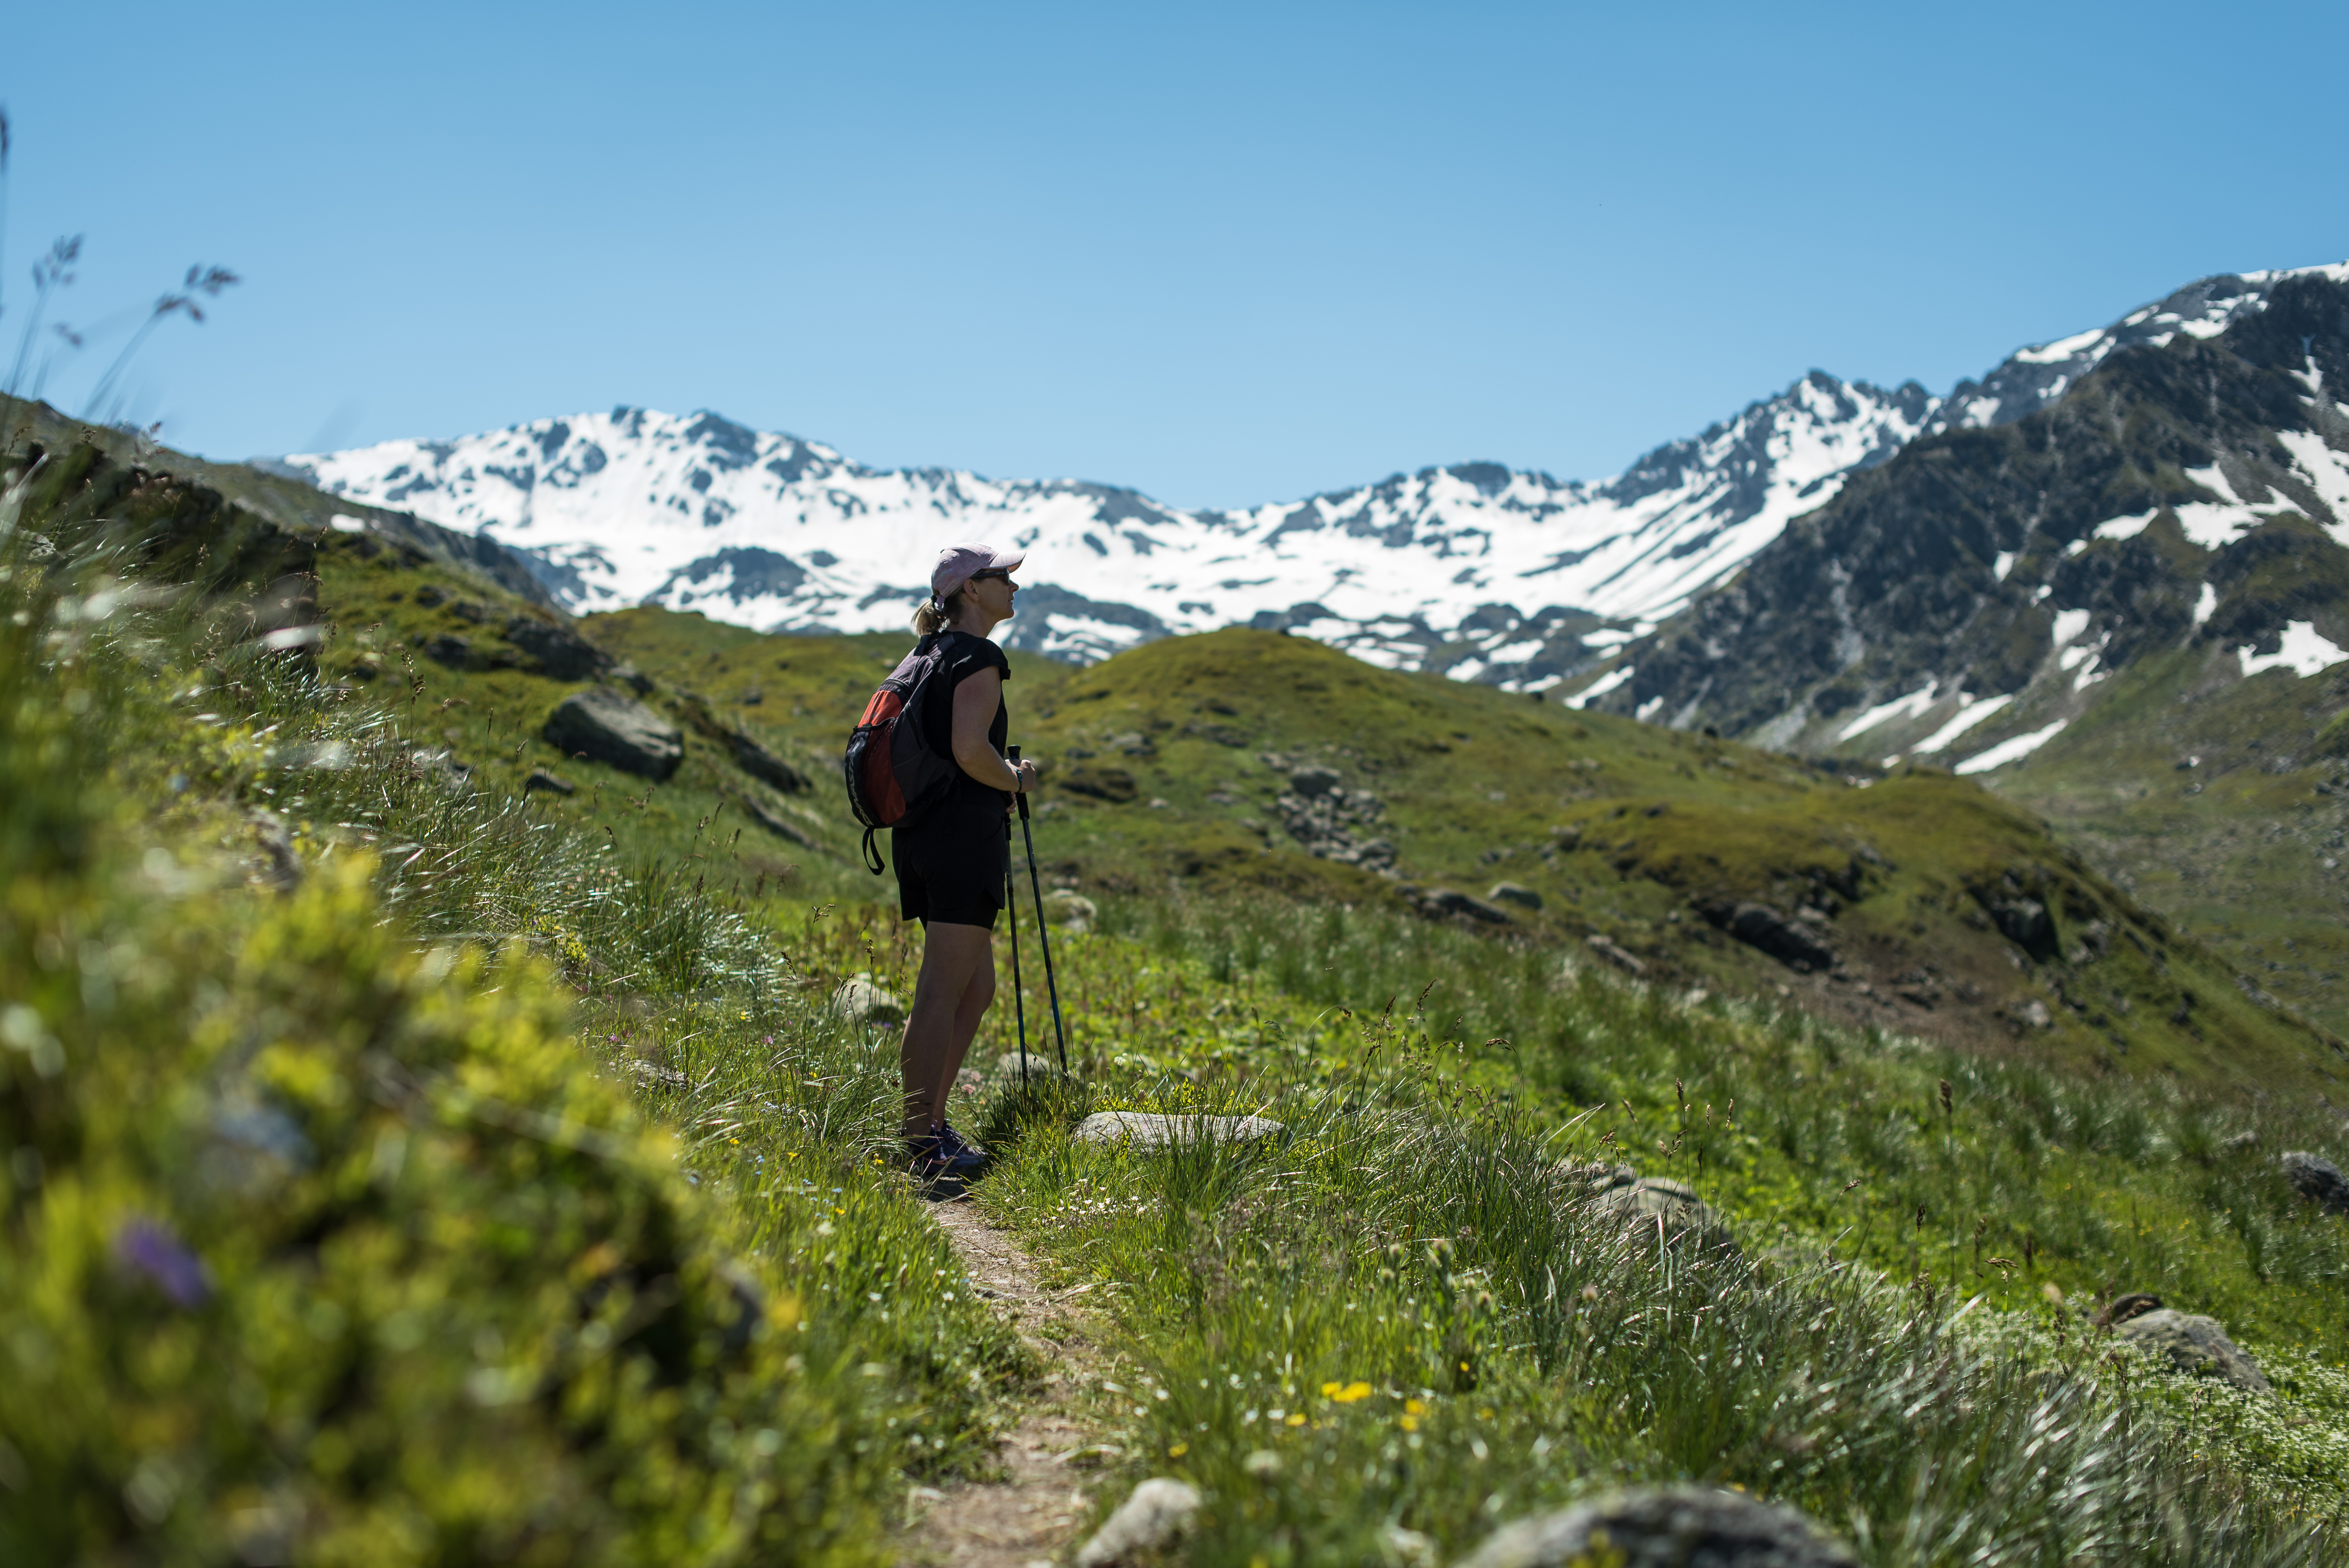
(1460, 1485), (1857, 1568)
(541, 686), (682, 780)
(1073, 1478), (1202, 1567)
(902, 1201), (1112, 1568)
(1071, 1112), (1285, 1148)
(2114, 1309), (2272, 1393)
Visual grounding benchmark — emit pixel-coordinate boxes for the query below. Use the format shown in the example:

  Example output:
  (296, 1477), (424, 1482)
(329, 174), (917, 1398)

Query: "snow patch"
(2193, 582), (2217, 627)
(1567, 664), (1634, 709)
(1993, 549), (2018, 582)
(2051, 608), (2092, 646)
(2092, 510), (2155, 541)
(2239, 621), (2349, 679)
(1836, 682), (1939, 741)
(1956, 719), (2069, 775)
(2014, 327), (2108, 365)
(1911, 693), (2015, 755)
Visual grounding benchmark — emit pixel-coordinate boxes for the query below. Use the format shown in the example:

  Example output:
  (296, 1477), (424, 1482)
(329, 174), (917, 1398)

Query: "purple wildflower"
(113, 1217), (212, 1307)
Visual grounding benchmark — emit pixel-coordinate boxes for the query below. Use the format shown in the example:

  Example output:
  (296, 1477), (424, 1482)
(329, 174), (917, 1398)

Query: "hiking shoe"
(936, 1118), (989, 1172)
(905, 1133), (968, 1195)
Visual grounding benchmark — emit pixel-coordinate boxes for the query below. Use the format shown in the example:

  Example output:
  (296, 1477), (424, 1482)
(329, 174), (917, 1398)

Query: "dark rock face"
(1489, 882), (1544, 910)
(2114, 1309), (2271, 1394)
(1700, 900), (1836, 972)
(523, 768), (576, 796)
(1461, 1486), (1855, 1568)
(1595, 275), (2349, 741)
(543, 688), (682, 780)
(504, 614), (613, 681)
(2283, 1150), (2349, 1216)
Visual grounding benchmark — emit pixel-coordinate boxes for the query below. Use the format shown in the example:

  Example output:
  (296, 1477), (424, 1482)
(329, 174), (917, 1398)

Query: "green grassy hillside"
(1977, 642), (2349, 1036)
(545, 605), (2341, 1101)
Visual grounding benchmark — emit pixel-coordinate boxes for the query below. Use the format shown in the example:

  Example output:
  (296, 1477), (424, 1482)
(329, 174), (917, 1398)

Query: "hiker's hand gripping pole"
(1008, 747), (1069, 1075)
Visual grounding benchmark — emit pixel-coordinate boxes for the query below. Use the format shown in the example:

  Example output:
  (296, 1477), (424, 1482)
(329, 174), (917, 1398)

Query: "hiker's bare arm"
(951, 669), (1036, 793)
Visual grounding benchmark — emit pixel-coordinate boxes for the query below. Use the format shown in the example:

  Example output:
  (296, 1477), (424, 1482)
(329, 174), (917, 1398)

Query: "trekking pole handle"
(1008, 745), (1032, 819)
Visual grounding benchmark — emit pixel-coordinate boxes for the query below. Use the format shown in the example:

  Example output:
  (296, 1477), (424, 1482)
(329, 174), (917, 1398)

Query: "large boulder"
(1075, 1478), (1201, 1568)
(542, 687), (683, 780)
(1072, 1112), (1283, 1148)
(2114, 1309), (2271, 1393)
(504, 614), (612, 681)
(1460, 1486), (1856, 1568)
(2282, 1150), (2349, 1216)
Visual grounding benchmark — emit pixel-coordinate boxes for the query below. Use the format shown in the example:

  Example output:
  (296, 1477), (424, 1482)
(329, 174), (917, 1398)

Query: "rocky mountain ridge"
(1578, 267), (2349, 777)
(274, 268), (2333, 675)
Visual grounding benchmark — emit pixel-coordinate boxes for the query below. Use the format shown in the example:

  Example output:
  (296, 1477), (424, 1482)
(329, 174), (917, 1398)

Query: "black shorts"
(893, 812), (1009, 929)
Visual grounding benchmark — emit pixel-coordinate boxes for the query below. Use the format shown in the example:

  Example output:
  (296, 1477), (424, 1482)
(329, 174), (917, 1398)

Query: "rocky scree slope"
(271, 270), (2324, 678)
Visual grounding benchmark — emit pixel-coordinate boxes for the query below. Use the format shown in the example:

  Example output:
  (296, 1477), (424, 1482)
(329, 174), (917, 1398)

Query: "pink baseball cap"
(931, 542), (1025, 600)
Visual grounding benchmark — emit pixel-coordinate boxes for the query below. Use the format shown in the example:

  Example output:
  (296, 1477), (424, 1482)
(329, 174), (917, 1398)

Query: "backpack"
(843, 633), (963, 874)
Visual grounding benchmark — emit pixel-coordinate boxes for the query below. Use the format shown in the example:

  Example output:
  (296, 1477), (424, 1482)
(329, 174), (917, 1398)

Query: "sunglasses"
(968, 568), (1016, 584)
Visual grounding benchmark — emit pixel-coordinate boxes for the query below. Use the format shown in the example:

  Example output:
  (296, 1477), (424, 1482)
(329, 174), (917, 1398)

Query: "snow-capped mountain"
(276, 265), (2334, 680)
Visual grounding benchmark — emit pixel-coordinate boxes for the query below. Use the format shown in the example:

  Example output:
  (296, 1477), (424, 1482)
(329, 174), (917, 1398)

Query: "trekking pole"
(1007, 747), (1069, 1074)
(1004, 861), (1029, 1081)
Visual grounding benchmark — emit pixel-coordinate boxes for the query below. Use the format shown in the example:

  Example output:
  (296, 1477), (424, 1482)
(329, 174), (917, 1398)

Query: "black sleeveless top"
(907, 631), (1010, 840)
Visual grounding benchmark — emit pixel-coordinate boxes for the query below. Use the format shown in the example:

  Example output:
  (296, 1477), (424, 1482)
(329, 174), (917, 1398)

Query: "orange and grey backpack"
(843, 633), (963, 873)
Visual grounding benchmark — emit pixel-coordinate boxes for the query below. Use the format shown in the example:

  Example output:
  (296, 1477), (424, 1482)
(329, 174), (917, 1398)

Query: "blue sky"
(5, 1), (2345, 510)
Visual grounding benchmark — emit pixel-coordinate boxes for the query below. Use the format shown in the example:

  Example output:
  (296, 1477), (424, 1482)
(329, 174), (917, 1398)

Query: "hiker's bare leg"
(902, 921), (993, 1140)
(934, 945), (996, 1123)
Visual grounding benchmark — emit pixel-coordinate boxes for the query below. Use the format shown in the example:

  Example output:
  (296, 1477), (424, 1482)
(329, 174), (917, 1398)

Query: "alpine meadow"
(5, 135), (2349, 1567)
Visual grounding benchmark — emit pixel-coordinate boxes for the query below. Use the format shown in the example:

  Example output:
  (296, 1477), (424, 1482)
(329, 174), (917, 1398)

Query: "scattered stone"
(626, 1059), (689, 1091)
(2093, 1292), (2163, 1329)
(503, 614), (613, 681)
(1459, 1485), (1856, 1568)
(988, 1050), (1072, 1088)
(2218, 1129), (2260, 1155)
(1074, 1478), (1202, 1568)
(730, 790), (813, 847)
(413, 584), (447, 608)
(1071, 1112), (1284, 1148)
(728, 732), (811, 793)
(1698, 900), (1836, 972)
(1043, 890), (1098, 931)
(2018, 998), (2054, 1030)
(1586, 933), (1646, 975)
(1489, 882), (1544, 910)
(611, 662), (655, 695)
(1557, 1163), (1737, 1256)
(1424, 889), (1512, 924)
(2282, 1150), (2349, 1216)
(2114, 1309), (2272, 1394)
(1976, 889), (2056, 960)
(246, 808), (302, 890)
(523, 768), (576, 796)
(1061, 766), (1139, 803)
(543, 686), (683, 780)
(422, 632), (473, 669)
(830, 973), (906, 1028)
(1271, 768), (1395, 871)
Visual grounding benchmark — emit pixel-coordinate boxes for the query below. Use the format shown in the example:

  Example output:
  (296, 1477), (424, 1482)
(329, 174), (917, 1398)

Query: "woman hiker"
(895, 543), (1039, 1188)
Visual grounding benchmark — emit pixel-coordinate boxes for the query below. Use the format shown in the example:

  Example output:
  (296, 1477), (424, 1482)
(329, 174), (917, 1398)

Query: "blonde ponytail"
(912, 589), (964, 635)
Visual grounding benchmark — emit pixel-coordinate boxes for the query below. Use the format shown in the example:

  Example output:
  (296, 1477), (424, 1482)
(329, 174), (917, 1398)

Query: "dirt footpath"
(899, 1197), (1114, 1568)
